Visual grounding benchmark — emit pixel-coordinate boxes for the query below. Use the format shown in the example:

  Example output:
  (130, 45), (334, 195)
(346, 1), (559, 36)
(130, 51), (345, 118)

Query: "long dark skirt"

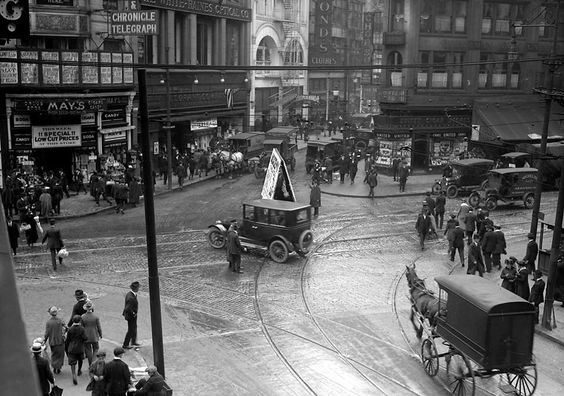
(49, 344), (65, 370)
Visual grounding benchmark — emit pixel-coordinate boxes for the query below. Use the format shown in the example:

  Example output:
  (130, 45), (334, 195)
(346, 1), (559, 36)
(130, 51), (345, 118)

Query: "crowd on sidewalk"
(415, 193), (564, 325)
(30, 284), (168, 396)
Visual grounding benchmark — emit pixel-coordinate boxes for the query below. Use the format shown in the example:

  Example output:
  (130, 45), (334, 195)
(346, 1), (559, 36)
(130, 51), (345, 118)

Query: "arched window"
(284, 39), (303, 65)
(388, 51), (403, 87)
(256, 38), (271, 66)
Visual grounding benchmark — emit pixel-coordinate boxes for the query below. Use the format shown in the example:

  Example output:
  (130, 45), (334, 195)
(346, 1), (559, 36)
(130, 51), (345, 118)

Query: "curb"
(321, 188), (428, 199)
(535, 327), (564, 347)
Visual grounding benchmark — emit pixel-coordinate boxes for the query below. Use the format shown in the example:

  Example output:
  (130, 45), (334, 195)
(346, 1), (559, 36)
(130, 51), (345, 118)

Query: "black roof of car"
(244, 199), (311, 211)
(489, 168), (538, 175)
(451, 158), (495, 167)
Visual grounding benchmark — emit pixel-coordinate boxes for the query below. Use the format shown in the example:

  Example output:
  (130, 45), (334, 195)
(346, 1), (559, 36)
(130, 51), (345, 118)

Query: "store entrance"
(33, 148), (74, 177)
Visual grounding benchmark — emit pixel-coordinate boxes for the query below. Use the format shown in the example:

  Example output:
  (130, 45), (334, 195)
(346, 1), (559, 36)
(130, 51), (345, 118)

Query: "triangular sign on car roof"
(260, 148), (295, 202)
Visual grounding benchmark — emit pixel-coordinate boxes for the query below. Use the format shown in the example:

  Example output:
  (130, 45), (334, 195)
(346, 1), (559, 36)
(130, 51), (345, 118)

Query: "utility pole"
(163, 47), (174, 191)
(138, 69), (166, 376)
(530, 0), (561, 238)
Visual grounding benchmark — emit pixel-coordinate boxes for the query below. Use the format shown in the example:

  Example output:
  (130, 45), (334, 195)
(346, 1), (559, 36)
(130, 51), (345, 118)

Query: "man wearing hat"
(69, 289), (88, 327)
(443, 213), (458, 255)
(481, 225), (497, 272)
(529, 270), (545, 324)
(523, 232), (539, 274)
(103, 347), (133, 396)
(123, 281), (140, 349)
(134, 365), (166, 395)
(226, 220), (243, 273)
(492, 225), (507, 270)
(81, 300), (103, 365)
(44, 306), (67, 374)
(31, 342), (55, 396)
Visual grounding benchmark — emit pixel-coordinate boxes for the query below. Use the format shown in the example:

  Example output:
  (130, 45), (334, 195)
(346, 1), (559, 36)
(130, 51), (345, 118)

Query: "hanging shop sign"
(110, 10), (159, 35)
(31, 124), (82, 148)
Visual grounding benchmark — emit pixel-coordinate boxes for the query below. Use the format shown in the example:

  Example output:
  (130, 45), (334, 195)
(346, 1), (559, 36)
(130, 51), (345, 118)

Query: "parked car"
(305, 139), (344, 174)
(498, 152), (533, 168)
(431, 158), (495, 198)
(468, 168), (537, 211)
(206, 199), (314, 263)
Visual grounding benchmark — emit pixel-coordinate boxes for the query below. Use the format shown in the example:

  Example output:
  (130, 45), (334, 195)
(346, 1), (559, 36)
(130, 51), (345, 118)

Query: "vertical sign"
(309, 1), (338, 66)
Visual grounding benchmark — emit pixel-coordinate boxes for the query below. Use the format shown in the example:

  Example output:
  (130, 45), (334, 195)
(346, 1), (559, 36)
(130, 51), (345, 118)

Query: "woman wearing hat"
(44, 306), (67, 374)
(515, 260), (530, 300)
(31, 342), (55, 396)
(88, 350), (107, 396)
(500, 259), (517, 293)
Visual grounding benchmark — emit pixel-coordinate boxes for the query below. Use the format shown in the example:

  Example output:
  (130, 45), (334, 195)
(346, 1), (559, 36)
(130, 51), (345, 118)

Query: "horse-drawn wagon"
(227, 132), (265, 173)
(407, 268), (537, 396)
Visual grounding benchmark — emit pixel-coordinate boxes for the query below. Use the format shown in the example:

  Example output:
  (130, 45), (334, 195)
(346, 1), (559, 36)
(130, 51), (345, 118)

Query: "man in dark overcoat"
(492, 225), (507, 270)
(481, 225), (496, 272)
(464, 207), (477, 244)
(415, 206), (432, 250)
(529, 270), (545, 324)
(523, 232), (539, 273)
(435, 191), (446, 229)
(31, 342), (55, 396)
(103, 347), (132, 396)
(122, 281), (140, 349)
(42, 218), (64, 271)
(467, 234), (484, 276)
(227, 220), (243, 273)
(450, 223), (465, 266)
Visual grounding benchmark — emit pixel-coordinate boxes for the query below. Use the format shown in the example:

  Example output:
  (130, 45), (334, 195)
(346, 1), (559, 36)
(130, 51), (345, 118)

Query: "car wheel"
(269, 239), (289, 263)
(207, 228), (226, 249)
(431, 183), (442, 195)
(485, 197), (498, 211)
(468, 192), (481, 208)
(524, 193), (535, 209)
(446, 185), (459, 199)
(298, 230), (314, 254)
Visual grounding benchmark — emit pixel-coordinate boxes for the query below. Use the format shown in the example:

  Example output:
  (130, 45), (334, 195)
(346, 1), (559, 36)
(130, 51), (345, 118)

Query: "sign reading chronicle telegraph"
(111, 11), (159, 35)
(32, 125), (82, 148)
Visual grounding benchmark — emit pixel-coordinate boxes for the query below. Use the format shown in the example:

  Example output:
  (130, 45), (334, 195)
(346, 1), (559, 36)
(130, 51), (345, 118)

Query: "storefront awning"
(475, 100), (564, 142)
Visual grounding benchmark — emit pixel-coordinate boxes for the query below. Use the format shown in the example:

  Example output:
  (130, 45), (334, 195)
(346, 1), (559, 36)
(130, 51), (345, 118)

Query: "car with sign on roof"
(206, 199), (314, 263)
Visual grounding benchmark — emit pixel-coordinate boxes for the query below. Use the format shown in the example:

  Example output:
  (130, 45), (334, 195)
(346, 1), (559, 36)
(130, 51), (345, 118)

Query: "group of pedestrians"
(89, 170), (141, 215)
(32, 282), (166, 395)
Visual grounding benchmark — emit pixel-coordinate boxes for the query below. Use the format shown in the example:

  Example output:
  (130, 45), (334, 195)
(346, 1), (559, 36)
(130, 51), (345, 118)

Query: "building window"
(418, 51), (464, 88)
(388, 51), (403, 87)
(391, 0), (405, 32)
(478, 52), (517, 89)
(256, 38), (271, 66)
(479, 53), (489, 87)
(197, 21), (211, 65)
(284, 39), (303, 65)
(482, 2), (525, 36)
(420, 0), (467, 34)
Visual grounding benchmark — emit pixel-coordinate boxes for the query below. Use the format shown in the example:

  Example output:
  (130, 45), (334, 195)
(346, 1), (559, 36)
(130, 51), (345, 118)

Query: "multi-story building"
(0, 0), (137, 185)
(308, 0), (371, 127)
(251, 0), (309, 130)
(375, 0), (564, 171)
(137, 0), (252, 154)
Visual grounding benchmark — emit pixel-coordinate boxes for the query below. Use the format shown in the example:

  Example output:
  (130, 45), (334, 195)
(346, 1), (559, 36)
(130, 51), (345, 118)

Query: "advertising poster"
(32, 125), (82, 148)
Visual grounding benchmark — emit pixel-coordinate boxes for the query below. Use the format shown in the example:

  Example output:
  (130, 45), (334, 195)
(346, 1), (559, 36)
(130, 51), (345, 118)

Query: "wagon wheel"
(420, 338), (439, 377)
(523, 193), (535, 209)
(446, 351), (475, 396)
(468, 192), (481, 208)
(446, 185), (459, 199)
(485, 197), (498, 211)
(506, 357), (537, 396)
(269, 239), (289, 263)
(207, 228), (226, 249)
(432, 183), (442, 195)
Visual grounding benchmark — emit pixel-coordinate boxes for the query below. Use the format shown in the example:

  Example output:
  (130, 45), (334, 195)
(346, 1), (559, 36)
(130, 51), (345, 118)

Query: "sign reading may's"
(32, 125), (82, 148)
(110, 10), (159, 35)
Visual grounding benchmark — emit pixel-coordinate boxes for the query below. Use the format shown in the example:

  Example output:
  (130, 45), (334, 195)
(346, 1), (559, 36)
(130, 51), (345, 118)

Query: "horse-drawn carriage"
(227, 132), (265, 173)
(406, 268), (537, 396)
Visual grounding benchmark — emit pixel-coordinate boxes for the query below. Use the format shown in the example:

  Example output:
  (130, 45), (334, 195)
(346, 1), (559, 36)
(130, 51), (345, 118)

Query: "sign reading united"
(140, 0), (252, 22)
(111, 10), (159, 35)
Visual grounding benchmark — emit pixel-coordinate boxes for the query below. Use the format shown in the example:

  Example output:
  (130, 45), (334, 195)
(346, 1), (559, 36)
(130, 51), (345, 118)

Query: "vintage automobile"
(468, 168), (537, 211)
(305, 139), (344, 174)
(253, 127), (298, 177)
(498, 152), (533, 168)
(206, 199), (314, 263)
(431, 158), (495, 198)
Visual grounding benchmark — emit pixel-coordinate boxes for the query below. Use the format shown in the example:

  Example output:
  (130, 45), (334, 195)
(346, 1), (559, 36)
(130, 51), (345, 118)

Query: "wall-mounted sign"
(36, 0), (74, 5)
(13, 114), (31, 127)
(102, 109), (127, 127)
(309, 1), (339, 66)
(110, 10), (159, 35)
(191, 118), (218, 131)
(81, 112), (96, 125)
(12, 95), (130, 113)
(32, 124), (82, 148)
(140, 0), (252, 22)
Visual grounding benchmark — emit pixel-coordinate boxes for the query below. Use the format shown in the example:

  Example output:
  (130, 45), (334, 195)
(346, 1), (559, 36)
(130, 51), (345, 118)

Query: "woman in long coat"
(44, 306), (67, 374)
(500, 259), (517, 293)
(515, 261), (530, 300)
(128, 177), (142, 207)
